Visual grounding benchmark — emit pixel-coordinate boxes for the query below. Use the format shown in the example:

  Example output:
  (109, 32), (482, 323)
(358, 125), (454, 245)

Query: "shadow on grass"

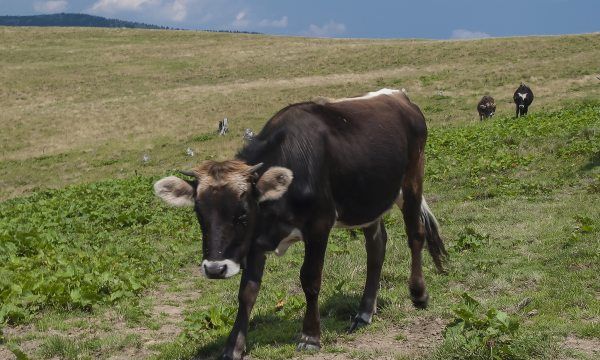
(191, 293), (367, 359)
(580, 151), (599, 171)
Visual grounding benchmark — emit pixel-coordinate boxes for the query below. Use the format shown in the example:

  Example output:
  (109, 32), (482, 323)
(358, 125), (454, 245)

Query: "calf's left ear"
(256, 167), (293, 202)
(154, 176), (196, 207)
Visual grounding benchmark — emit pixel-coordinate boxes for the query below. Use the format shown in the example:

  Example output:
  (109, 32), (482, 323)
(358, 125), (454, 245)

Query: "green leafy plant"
(191, 132), (217, 142)
(451, 227), (489, 252)
(564, 214), (596, 248)
(444, 293), (520, 359)
(180, 306), (236, 341)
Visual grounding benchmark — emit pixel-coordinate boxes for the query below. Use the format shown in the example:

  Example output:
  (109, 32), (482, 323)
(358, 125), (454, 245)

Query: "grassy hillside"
(1, 27), (598, 200)
(0, 27), (599, 359)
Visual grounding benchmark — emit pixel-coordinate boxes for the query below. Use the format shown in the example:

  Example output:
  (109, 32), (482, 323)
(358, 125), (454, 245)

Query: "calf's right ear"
(154, 176), (196, 207)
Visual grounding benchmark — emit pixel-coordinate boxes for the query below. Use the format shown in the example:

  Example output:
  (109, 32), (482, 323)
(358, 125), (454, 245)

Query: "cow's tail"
(420, 196), (448, 273)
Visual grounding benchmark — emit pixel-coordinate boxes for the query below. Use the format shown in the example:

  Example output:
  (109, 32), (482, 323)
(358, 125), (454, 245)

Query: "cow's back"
(319, 92), (426, 225)
(238, 90), (427, 226)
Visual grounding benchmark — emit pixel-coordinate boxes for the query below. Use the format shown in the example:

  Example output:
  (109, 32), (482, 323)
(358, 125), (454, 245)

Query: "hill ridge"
(0, 13), (168, 29)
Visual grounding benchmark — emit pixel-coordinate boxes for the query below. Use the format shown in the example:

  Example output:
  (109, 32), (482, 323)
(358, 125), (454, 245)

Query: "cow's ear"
(154, 176), (196, 207)
(256, 167), (293, 202)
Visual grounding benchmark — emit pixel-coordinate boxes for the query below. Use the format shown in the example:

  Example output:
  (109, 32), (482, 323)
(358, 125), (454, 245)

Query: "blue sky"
(1, 0), (599, 39)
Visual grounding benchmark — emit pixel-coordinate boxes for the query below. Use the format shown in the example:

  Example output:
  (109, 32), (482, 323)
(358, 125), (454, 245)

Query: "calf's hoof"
(296, 333), (321, 352)
(411, 292), (429, 309)
(348, 313), (371, 333)
(218, 354), (239, 360)
(218, 350), (243, 360)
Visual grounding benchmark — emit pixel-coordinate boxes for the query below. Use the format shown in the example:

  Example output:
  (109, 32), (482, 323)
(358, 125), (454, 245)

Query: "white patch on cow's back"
(274, 228), (302, 256)
(518, 93), (527, 100)
(331, 88), (401, 103)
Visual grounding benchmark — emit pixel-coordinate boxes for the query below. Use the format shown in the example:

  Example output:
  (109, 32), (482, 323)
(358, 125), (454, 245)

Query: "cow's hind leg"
(402, 153), (431, 309)
(349, 219), (388, 332)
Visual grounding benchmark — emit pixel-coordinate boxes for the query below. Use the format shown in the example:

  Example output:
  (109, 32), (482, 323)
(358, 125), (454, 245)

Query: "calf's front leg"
(221, 250), (266, 360)
(297, 225), (330, 351)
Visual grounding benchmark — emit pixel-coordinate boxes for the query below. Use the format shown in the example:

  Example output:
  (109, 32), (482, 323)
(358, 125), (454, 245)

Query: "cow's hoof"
(348, 314), (371, 333)
(218, 351), (243, 360)
(411, 292), (429, 309)
(297, 334), (321, 352)
(218, 354), (237, 360)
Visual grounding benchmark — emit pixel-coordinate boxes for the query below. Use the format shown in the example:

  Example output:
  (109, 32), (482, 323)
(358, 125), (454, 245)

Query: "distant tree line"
(0, 13), (168, 29)
(0, 13), (264, 34)
(201, 29), (263, 35)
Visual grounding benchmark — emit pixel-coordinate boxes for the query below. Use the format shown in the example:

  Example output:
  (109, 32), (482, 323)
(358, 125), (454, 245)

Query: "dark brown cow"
(154, 88), (447, 359)
(477, 95), (496, 120)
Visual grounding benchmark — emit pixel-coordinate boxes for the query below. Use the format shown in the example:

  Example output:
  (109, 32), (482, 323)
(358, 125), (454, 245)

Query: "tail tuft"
(420, 197), (448, 273)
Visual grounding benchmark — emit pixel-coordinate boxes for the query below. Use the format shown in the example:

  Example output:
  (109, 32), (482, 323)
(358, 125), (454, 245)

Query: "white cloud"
(91, 0), (159, 14)
(166, 0), (188, 22)
(90, 0), (189, 22)
(258, 16), (288, 28)
(451, 29), (491, 40)
(232, 11), (250, 28)
(33, 0), (68, 13)
(305, 20), (346, 37)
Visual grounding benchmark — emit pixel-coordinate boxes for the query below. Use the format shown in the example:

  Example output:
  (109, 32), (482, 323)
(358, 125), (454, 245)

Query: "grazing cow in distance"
(477, 95), (496, 120)
(513, 83), (534, 117)
(154, 88), (447, 359)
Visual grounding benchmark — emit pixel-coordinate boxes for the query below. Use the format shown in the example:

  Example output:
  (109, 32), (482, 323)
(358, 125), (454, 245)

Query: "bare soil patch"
(562, 335), (600, 359)
(303, 316), (445, 360)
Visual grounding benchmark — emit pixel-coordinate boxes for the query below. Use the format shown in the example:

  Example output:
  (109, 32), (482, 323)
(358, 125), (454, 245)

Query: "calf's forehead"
(198, 174), (249, 197)
(194, 160), (253, 198)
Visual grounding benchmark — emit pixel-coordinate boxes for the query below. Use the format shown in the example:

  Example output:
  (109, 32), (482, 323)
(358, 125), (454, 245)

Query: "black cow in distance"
(513, 83), (534, 117)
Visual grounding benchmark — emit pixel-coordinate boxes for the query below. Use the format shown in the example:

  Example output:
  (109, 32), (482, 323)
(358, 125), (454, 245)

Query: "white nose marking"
(201, 259), (240, 278)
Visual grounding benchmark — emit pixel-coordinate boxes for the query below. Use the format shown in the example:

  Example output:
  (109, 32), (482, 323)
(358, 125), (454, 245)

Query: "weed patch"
(441, 293), (520, 359)
(0, 176), (198, 325)
(180, 306), (236, 342)
(450, 227), (490, 252)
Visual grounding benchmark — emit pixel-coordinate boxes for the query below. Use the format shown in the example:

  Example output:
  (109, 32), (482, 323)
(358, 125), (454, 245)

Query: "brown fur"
(195, 160), (253, 196)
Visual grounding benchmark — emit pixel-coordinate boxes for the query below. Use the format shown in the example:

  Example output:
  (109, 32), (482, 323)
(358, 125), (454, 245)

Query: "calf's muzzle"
(201, 259), (241, 279)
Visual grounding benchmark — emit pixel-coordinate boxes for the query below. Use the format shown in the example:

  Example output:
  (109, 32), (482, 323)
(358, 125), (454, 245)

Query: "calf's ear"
(154, 176), (196, 207)
(256, 167), (293, 202)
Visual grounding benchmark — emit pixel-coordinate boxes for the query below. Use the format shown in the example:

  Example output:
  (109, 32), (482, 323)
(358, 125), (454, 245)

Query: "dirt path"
(302, 317), (445, 360)
(561, 335), (600, 360)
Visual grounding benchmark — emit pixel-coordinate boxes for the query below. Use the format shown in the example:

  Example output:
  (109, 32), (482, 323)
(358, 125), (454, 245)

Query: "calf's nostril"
(219, 264), (227, 275)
